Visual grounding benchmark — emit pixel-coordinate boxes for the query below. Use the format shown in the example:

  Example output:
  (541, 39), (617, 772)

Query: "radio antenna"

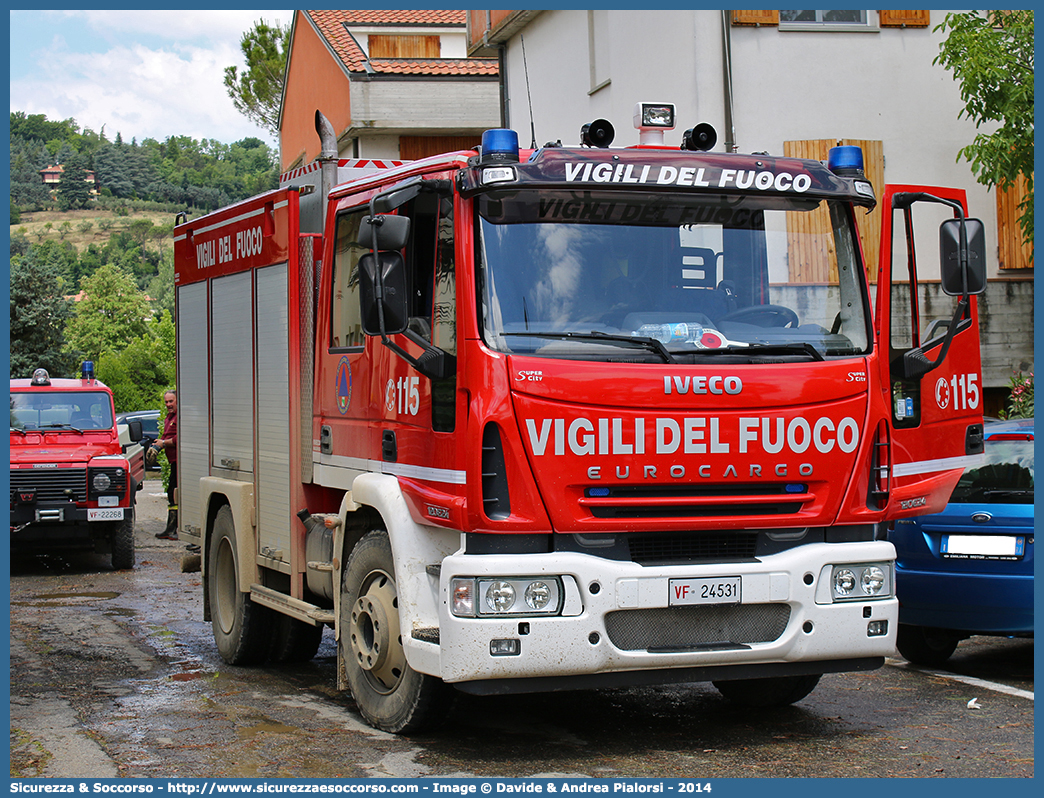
(521, 34), (537, 148)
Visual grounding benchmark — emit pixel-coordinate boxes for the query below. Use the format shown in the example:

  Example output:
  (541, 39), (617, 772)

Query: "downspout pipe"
(720, 10), (737, 152)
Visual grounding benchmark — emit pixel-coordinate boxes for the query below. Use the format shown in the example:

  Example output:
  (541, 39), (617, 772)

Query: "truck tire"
(340, 530), (453, 733)
(896, 623), (960, 667)
(208, 505), (272, 665)
(270, 614), (324, 663)
(110, 510), (135, 570)
(712, 673), (821, 707)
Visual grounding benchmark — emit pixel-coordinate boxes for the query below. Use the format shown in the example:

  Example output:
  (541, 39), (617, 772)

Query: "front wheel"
(110, 510), (135, 570)
(208, 505), (272, 665)
(713, 674), (821, 707)
(340, 530), (452, 733)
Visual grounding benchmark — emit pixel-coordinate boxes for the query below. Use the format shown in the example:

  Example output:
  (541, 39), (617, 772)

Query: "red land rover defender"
(10, 362), (144, 569)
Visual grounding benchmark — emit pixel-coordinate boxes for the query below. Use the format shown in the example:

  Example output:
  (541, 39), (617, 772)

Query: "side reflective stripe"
(315, 453), (466, 485)
(892, 453), (984, 478)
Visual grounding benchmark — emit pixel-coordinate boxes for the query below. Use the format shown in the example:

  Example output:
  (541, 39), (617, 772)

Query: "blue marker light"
(828, 145), (865, 177)
(480, 129), (520, 165)
(785, 483), (808, 494)
(588, 487), (611, 498)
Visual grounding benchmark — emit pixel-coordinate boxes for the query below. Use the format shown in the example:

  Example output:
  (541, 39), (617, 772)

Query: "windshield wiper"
(738, 342), (825, 362)
(39, 423), (85, 434)
(502, 331), (675, 363)
(10, 426), (27, 436)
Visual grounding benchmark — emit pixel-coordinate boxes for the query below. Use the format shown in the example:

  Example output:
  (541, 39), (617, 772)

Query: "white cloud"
(10, 10), (294, 146)
(43, 9), (293, 47)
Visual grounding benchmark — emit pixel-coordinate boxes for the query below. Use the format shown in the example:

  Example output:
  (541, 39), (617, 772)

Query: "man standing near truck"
(154, 389), (178, 540)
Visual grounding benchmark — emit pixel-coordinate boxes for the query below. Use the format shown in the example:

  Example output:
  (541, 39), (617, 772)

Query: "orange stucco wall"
(280, 11), (354, 171)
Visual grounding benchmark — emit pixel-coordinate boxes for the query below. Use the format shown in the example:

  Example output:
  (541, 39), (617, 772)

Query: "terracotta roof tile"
(306, 9), (498, 77)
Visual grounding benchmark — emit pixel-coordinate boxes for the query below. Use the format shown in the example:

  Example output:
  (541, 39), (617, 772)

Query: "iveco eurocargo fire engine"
(172, 103), (987, 732)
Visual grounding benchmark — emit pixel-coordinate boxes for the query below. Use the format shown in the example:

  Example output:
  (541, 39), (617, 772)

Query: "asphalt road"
(9, 479), (1034, 780)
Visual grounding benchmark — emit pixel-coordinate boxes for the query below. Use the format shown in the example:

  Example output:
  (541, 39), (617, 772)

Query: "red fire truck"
(10, 362), (145, 569)
(173, 103), (986, 732)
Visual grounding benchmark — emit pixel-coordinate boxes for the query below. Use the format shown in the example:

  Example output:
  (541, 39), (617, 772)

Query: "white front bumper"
(435, 541), (897, 685)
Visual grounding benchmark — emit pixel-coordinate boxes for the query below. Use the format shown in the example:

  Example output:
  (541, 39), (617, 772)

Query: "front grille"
(605, 603), (791, 652)
(10, 468), (87, 502)
(628, 532), (758, 564)
(582, 483), (811, 520)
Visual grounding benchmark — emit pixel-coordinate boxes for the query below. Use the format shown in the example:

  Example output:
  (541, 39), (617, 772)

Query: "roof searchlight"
(633, 102), (676, 146)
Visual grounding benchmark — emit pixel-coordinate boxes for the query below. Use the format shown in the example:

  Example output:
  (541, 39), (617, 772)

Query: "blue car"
(890, 418), (1034, 666)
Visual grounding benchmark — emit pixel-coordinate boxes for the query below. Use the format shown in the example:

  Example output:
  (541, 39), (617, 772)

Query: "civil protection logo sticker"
(336, 357), (352, 414)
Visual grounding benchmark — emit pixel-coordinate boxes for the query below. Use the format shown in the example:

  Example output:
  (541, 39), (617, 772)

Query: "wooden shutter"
(878, 10), (930, 28)
(783, 139), (884, 283)
(367, 35), (441, 58)
(997, 174), (1033, 270)
(731, 11), (779, 26)
(399, 136), (482, 161)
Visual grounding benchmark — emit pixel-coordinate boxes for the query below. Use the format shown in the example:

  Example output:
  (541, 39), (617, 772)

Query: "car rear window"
(950, 439), (1034, 504)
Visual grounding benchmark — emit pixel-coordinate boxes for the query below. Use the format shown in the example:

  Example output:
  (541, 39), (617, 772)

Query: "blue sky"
(9, 9), (295, 146)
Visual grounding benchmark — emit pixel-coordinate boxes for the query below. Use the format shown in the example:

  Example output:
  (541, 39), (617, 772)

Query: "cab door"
(875, 184), (986, 517)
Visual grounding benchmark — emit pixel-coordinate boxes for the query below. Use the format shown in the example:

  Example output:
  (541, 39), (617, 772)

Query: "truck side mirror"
(358, 252), (409, 336)
(940, 217), (987, 297)
(359, 214), (411, 251)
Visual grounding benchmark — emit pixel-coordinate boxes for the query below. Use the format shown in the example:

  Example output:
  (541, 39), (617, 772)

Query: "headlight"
(89, 467), (126, 498)
(861, 566), (886, 596)
(524, 581), (552, 611)
(450, 577), (563, 617)
(830, 563), (893, 602)
(485, 581), (516, 613)
(833, 568), (856, 597)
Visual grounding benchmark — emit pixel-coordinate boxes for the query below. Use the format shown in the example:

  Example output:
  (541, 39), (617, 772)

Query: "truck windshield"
(476, 189), (870, 361)
(10, 391), (114, 432)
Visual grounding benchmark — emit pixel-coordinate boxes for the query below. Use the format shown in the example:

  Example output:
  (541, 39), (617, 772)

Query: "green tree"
(56, 151), (92, 209)
(224, 19), (289, 136)
(935, 10), (1034, 252)
(97, 312), (175, 413)
(9, 138), (51, 210)
(65, 263), (152, 363)
(9, 249), (76, 378)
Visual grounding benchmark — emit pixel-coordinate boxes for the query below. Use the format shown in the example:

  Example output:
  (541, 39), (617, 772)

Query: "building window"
(781, 10), (866, 25)
(778, 10), (877, 31)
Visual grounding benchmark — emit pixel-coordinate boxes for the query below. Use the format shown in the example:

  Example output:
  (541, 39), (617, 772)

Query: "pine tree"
(9, 250), (76, 378)
(57, 152), (92, 210)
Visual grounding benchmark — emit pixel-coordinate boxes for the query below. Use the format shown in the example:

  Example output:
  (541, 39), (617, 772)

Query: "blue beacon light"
(828, 145), (865, 177)
(480, 129), (520, 164)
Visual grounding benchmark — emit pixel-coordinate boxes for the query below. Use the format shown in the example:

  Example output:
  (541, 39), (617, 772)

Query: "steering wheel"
(718, 304), (799, 328)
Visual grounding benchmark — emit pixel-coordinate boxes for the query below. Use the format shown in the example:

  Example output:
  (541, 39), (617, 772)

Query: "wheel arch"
(200, 477), (256, 596)
(342, 472), (461, 679)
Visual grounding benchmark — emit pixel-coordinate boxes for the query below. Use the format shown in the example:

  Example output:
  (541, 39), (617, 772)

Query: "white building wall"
(500, 10), (1004, 280)
(494, 9), (1031, 395)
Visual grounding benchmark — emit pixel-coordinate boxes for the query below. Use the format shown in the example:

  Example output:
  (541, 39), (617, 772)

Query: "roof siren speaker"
(681, 123), (717, 152)
(580, 119), (615, 148)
